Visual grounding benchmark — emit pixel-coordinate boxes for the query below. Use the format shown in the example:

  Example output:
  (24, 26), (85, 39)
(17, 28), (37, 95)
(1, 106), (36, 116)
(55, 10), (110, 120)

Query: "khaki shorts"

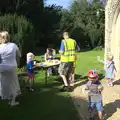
(58, 62), (73, 76)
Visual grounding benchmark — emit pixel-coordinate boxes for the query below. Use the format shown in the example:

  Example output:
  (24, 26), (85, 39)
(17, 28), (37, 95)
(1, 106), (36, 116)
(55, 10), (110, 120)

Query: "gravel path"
(70, 79), (120, 120)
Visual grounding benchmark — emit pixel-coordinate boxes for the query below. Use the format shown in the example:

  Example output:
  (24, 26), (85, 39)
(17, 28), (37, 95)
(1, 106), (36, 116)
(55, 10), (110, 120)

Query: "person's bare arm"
(59, 41), (65, 55)
(59, 50), (64, 55)
(45, 53), (47, 61)
(114, 65), (117, 72)
(32, 66), (37, 69)
(16, 46), (21, 58)
(16, 45), (21, 66)
(82, 84), (89, 93)
(107, 62), (112, 68)
(98, 84), (103, 92)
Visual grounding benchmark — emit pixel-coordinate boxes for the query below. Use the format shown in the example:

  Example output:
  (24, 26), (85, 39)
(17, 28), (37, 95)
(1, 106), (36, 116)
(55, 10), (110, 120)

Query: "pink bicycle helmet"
(88, 70), (98, 78)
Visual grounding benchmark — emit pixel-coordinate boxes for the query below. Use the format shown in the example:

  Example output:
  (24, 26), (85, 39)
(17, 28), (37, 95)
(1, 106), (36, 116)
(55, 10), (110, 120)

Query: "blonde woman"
(0, 31), (21, 106)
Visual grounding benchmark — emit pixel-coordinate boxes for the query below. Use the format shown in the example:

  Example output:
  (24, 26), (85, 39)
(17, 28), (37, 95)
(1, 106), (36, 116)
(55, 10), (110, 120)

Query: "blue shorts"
(89, 101), (103, 111)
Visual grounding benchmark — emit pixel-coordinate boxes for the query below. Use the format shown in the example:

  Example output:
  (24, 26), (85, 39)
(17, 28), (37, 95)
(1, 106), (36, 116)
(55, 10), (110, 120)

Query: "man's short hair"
(63, 32), (69, 37)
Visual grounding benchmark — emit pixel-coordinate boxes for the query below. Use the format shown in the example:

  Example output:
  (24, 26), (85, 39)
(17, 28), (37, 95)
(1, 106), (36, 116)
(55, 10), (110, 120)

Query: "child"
(105, 55), (117, 87)
(82, 70), (103, 120)
(45, 48), (53, 76)
(26, 52), (35, 91)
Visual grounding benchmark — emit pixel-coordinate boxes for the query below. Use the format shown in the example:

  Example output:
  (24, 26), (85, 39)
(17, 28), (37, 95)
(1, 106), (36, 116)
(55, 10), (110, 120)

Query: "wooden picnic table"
(35, 60), (61, 85)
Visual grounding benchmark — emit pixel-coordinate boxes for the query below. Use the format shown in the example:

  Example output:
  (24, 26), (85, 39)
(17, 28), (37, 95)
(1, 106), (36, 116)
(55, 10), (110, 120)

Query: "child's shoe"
(29, 88), (34, 92)
(9, 100), (19, 106)
(60, 86), (69, 92)
(108, 83), (111, 87)
(68, 86), (74, 92)
(110, 82), (113, 87)
(10, 101), (19, 106)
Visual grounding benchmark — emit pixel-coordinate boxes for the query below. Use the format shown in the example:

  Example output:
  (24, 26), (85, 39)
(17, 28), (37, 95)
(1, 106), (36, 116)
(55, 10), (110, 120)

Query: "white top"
(0, 42), (20, 67)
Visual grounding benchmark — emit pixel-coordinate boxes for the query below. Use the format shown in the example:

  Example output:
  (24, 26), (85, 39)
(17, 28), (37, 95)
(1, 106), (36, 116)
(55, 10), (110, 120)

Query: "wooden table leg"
(45, 68), (47, 85)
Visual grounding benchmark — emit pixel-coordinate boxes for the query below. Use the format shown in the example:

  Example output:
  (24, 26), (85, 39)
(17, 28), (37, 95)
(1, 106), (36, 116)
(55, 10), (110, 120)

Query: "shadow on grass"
(75, 74), (87, 81)
(0, 79), (83, 120)
(0, 72), (117, 120)
(18, 71), (40, 78)
(54, 77), (62, 83)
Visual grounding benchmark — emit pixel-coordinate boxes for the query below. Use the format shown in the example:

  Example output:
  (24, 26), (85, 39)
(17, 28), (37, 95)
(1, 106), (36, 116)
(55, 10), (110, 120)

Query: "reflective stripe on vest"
(61, 38), (76, 62)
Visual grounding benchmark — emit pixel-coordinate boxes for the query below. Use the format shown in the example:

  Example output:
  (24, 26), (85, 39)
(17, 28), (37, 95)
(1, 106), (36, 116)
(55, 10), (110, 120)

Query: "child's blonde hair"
(107, 55), (113, 61)
(27, 52), (34, 62)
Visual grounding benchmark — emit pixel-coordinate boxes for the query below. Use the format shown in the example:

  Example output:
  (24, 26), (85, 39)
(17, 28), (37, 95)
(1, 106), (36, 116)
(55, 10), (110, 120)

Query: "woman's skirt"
(0, 66), (21, 100)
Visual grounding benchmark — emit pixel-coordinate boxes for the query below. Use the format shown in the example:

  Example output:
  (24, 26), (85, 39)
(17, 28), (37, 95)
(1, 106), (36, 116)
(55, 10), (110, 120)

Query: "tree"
(0, 0), (44, 47)
(0, 14), (35, 67)
(60, 0), (105, 48)
(40, 4), (62, 47)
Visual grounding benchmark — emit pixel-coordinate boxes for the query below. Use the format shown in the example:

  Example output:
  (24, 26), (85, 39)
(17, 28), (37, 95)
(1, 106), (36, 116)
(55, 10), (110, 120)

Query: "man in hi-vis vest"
(59, 32), (80, 92)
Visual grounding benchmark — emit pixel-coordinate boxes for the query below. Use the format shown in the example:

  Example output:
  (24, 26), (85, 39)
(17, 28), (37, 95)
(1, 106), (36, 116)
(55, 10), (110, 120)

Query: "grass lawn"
(76, 50), (104, 75)
(0, 50), (104, 120)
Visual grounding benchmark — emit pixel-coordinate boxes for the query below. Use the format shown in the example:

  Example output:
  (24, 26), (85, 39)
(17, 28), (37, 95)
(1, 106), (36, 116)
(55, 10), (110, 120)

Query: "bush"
(0, 14), (35, 67)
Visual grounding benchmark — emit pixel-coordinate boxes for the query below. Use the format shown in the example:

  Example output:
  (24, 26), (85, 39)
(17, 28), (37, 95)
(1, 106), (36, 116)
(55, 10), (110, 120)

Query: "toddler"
(26, 52), (35, 91)
(105, 55), (117, 87)
(82, 70), (104, 120)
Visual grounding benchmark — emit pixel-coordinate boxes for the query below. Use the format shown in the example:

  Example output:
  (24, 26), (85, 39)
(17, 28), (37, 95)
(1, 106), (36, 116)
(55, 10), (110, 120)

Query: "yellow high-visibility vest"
(61, 38), (76, 62)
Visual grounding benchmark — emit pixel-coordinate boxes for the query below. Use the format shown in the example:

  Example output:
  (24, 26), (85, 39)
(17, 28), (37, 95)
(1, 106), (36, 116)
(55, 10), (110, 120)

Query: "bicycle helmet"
(88, 70), (98, 79)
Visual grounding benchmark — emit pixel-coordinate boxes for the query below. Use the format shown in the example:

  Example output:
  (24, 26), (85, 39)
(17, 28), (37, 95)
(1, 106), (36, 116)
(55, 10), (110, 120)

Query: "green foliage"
(40, 4), (62, 47)
(60, 10), (74, 32)
(0, 0), (105, 66)
(0, 14), (35, 67)
(60, 0), (105, 49)
(0, 0), (63, 65)
(0, 0), (44, 48)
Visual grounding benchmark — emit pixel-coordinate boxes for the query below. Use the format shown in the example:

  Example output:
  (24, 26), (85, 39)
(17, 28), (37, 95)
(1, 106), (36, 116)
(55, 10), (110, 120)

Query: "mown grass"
(0, 50), (104, 120)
